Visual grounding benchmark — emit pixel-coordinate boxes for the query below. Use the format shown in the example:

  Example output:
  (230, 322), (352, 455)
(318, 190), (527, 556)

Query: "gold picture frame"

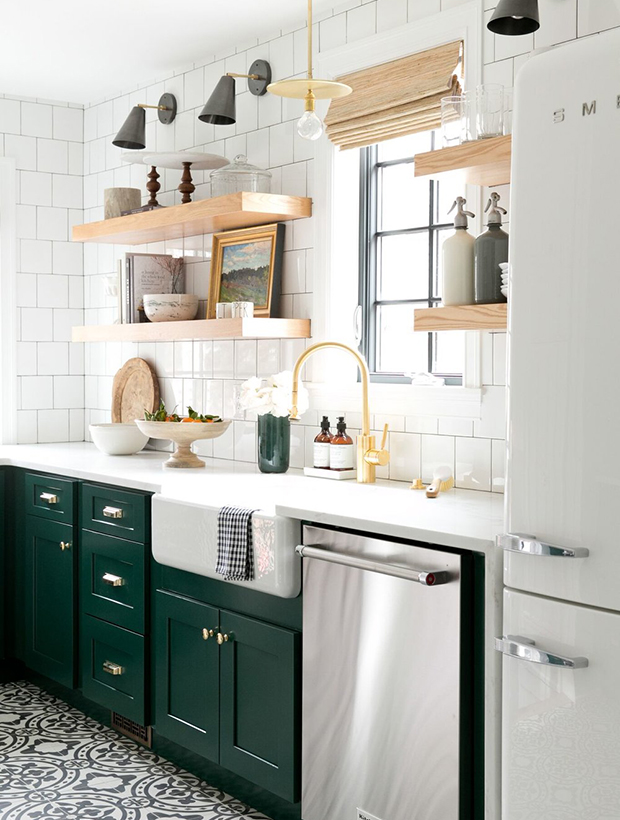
(207, 223), (285, 319)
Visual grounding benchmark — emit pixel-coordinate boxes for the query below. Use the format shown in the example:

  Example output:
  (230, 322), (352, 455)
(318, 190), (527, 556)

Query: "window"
(358, 131), (465, 385)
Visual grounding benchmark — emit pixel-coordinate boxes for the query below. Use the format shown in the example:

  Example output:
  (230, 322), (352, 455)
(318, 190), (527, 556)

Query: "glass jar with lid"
(210, 154), (272, 197)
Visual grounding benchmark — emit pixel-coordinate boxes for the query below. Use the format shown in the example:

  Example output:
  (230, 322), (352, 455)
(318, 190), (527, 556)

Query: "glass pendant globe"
(297, 110), (324, 141)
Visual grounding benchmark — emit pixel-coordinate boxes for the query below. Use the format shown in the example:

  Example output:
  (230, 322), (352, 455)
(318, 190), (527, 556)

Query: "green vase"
(257, 414), (290, 473)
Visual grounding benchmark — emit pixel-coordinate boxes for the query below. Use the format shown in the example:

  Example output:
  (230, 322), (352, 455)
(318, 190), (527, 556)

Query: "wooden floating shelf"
(414, 303), (507, 332)
(414, 135), (512, 187)
(72, 317), (312, 343)
(72, 192), (312, 245)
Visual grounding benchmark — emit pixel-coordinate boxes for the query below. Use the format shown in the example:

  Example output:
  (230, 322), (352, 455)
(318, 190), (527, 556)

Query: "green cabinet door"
(155, 591), (220, 761)
(219, 609), (300, 803)
(24, 515), (75, 687)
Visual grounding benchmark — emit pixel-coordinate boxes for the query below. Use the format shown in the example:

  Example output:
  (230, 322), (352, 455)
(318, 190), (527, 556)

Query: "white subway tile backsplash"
(234, 340), (257, 380)
(0, 99), (21, 135)
(456, 437), (491, 492)
(21, 102), (52, 138)
(22, 375), (53, 409)
(37, 139), (68, 174)
(492, 439), (506, 494)
(38, 408), (69, 443)
(390, 431), (421, 481)
(38, 274), (69, 308)
(20, 171), (52, 206)
(5, 134), (37, 170)
(54, 375), (84, 409)
(37, 206), (68, 241)
(213, 340), (234, 378)
(20, 239), (52, 274)
(234, 420), (257, 462)
(17, 410), (38, 444)
(474, 386), (506, 440)
(53, 106), (83, 142)
(421, 434), (454, 484)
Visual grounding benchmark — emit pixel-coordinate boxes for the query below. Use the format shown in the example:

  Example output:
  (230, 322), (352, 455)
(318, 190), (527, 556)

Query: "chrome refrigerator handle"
(497, 533), (589, 558)
(296, 544), (451, 586)
(495, 636), (589, 669)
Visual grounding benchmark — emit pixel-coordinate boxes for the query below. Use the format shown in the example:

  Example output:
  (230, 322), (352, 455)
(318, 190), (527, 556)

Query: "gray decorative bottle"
(474, 192), (509, 304)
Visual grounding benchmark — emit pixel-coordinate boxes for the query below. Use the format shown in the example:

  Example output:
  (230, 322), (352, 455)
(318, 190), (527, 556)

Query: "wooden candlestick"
(179, 161), (195, 204)
(146, 166), (161, 207)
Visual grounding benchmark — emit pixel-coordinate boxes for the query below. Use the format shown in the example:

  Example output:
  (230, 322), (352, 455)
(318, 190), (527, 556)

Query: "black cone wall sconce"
(112, 93), (177, 149)
(487, 0), (540, 36)
(199, 60), (271, 126)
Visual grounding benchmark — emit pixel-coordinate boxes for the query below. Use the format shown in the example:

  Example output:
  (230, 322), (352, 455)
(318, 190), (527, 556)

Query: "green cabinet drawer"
(219, 609), (300, 803)
(82, 484), (149, 543)
(155, 591), (220, 761)
(80, 530), (147, 633)
(81, 615), (146, 724)
(25, 473), (75, 522)
(24, 516), (76, 688)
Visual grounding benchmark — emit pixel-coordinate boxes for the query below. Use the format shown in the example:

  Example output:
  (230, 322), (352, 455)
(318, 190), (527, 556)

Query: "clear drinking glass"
(441, 96), (464, 147)
(476, 84), (504, 139)
(503, 88), (514, 136)
(462, 89), (477, 142)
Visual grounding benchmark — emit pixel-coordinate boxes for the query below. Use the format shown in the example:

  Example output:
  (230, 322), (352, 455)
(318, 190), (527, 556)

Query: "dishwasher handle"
(296, 544), (451, 586)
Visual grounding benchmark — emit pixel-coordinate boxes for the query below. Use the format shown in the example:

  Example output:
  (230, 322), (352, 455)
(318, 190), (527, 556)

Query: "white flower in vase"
(238, 371), (308, 418)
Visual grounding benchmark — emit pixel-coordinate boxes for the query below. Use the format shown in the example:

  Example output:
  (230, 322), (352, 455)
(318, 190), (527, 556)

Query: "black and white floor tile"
(0, 681), (270, 819)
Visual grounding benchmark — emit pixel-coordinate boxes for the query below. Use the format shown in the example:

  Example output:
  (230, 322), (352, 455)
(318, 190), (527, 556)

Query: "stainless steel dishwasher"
(298, 525), (465, 820)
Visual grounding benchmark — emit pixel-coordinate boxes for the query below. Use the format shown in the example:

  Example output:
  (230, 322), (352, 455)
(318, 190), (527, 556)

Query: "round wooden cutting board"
(111, 358), (160, 423)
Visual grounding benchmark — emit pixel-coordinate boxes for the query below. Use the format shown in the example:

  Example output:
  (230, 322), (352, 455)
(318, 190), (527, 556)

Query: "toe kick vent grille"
(111, 712), (152, 747)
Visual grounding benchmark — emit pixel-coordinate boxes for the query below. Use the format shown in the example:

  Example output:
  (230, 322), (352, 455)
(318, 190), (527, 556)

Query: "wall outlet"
(357, 810), (382, 820)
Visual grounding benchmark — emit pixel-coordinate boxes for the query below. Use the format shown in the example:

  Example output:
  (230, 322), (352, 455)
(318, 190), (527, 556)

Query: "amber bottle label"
(313, 442), (331, 468)
(330, 444), (354, 470)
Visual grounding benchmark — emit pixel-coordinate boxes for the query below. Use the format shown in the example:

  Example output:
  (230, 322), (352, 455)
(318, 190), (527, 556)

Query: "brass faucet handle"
(364, 424), (390, 467)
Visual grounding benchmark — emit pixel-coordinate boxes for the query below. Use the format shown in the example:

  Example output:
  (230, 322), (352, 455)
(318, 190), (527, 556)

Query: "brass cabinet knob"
(216, 632), (231, 645)
(202, 628), (215, 641)
(60, 541), (71, 551)
(102, 660), (124, 676)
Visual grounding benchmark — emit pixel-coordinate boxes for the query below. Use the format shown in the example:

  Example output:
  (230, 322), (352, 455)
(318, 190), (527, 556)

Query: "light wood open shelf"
(72, 192), (312, 245)
(72, 317), (312, 343)
(414, 135), (511, 187)
(414, 303), (507, 332)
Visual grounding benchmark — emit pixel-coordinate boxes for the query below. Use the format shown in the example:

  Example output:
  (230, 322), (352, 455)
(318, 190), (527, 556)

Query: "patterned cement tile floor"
(0, 681), (270, 819)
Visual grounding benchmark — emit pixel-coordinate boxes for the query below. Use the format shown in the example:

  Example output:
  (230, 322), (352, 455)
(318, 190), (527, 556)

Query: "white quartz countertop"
(0, 443), (504, 554)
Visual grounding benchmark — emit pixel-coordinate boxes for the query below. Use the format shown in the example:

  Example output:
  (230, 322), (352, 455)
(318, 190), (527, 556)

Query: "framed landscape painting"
(207, 223), (285, 318)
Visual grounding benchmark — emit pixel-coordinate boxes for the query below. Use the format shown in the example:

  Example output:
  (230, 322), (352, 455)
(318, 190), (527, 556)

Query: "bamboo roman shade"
(325, 40), (463, 150)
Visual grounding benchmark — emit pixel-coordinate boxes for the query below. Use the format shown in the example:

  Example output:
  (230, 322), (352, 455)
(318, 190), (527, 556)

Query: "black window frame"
(358, 135), (463, 386)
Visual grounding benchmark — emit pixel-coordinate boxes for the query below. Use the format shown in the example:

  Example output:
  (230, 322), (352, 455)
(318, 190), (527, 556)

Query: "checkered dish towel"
(216, 506), (260, 581)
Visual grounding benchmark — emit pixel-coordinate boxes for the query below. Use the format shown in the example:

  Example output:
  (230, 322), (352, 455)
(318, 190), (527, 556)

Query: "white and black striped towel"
(216, 506), (260, 581)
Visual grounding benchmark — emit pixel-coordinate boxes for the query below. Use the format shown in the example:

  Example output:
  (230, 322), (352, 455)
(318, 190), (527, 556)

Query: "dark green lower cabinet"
(219, 609), (300, 803)
(81, 615), (146, 724)
(155, 591), (220, 760)
(24, 516), (75, 688)
(155, 592), (300, 802)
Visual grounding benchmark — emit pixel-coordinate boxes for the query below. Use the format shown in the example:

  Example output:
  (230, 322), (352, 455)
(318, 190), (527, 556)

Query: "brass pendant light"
(268, 0), (352, 140)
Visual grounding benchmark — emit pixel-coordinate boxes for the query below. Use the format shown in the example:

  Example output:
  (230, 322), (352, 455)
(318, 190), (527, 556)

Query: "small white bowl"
(143, 293), (199, 322)
(90, 423), (148, 455)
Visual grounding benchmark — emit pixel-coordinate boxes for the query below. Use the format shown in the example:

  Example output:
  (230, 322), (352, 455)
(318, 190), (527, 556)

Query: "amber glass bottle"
(313, 416), (333, 469)
(330, 417), (354, 471)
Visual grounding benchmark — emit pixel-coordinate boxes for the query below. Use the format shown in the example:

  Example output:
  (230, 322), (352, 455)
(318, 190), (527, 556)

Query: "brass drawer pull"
(102, 572), (124, 587)
(202, 628), (215, 641)
(103, 506), (123, 519)
(60, 541), (71, 552)
(102, 660), (124, 676)
(217, 632), (233, 645)
(40, 492), (58, 504)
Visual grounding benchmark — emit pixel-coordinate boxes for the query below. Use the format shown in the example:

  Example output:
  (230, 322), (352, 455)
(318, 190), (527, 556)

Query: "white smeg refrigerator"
(499, 27), (620, 820)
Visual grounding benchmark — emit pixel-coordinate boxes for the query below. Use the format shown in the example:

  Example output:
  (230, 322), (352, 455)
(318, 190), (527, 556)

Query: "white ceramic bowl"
(90, 423), (148, 455)
(143, 293), (199, 322)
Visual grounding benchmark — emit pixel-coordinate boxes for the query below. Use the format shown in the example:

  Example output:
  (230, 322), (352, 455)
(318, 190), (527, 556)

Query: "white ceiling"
(2, 0), (332, 105)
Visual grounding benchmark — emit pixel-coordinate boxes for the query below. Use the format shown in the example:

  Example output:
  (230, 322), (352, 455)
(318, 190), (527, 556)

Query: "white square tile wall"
(3, 0), (610, 482)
